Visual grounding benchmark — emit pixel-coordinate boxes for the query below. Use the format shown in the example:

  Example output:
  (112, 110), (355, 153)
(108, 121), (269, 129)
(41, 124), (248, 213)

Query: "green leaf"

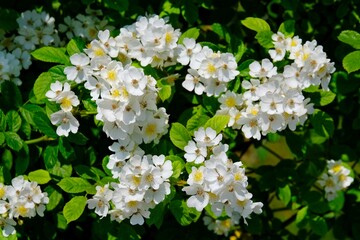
(31, 47), (70, 65)
(49, 65), (67, 82)
(338, 30), (360, 49)
(58, 177), (95, 194)
(0, 133), (4, 145)
(241, 17), (271, 33)
(169, 200), (201, 226)
(178, 28), (200, 44)
(169, 123), (192, 150)
(43, 145), (59, 169)
(2, 149), (13, 170)
(104, 0), (129, 11)
(343, 50), (360, 73)
(15, 143), (29, 175)
(19, 104), (45, 126)
(296, 206), (308, 228)
(33, 72), (53, 101)
(48, 162), (72, 178)
(310, 216), (328, 236)
(0, 81), (22, 109)
(166, 155), (185, 179)
(67, 132), (88, 145)
(0, 8), (19, 31)
(63, 196), (87, 224)
(66, 38), (85, 56)
(33, 112), (58, 138)
(45, 185), (63, 211)
(255, 30), (275, 49)
(306, 89), (336, 106)
(6, 110), (21, 132)
(278, 20), (295, 37)
(212, 23), (231, 43)
(186, 106), (210, 133)
(238, 59), (255, 78)
(0, 110), (6, 131)
(4, 132), (23, 151)
(28, 169), (51, 184)
(74, 165), (101, 181)
(181, 1), (198, 25)
(278, 185), (291, 205)
(147, 202), (166, 229)
(158, 85), (172, 102)
(102, 156), (112, 176)
(204, 115), (230, 134)
(310, 110), (334, 138)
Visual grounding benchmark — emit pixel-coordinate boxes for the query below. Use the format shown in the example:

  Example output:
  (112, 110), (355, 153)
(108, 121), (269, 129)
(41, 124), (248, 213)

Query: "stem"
(260, 144), (285, 160)
(80, 110), (98, 117)
(25, 136), (56, 145)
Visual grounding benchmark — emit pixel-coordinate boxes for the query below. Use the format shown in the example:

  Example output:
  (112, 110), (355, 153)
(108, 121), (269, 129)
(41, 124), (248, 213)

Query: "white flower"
(184, 140), (207, 164)
(176, 38), (202, 65)
(64, 53), (90, 83)
(56, 91), (80, 112)
(50, 110), (79, 137)
(45, 81), (71, 101)
(249, 58), (277, 79)
(182, 69), (205, 95)
(183, 184), (209, 211)
(194, 127), (222, 147)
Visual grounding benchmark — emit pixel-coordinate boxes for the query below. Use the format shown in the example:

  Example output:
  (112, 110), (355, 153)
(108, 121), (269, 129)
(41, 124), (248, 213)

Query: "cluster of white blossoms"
(203, 213), (237, 236)
(0, 9), (60, 86)
(46, 81), (80, 137)
(0, 176), (49, 237)
(317, 160), (354, 201)
(87, 154), (173, 225)
(216, 32), (335, 140)
(59, 7), (113, 42)
(182, 127), (263, 224)
(179, 38), (239, 97)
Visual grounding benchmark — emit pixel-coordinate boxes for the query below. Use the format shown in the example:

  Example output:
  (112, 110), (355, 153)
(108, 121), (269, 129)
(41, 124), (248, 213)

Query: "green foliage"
(0, 0), (359, 239)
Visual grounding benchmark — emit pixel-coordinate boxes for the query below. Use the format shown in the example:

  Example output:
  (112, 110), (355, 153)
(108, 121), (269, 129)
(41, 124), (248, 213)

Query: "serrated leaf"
(178, 28), (200, 44)
(0, 81), (22, 109)
(6, 110), (21, 132)
(15, 143), (29, 175)
(67, 132), (88, 145)
(0, 110), (6, 131)
(310, 216), (328, 236)
(66, 38), (85, 56)
(212, 23), (231, 43)
(19, 104), (45, 126)
(43, 145), (59, 169)
(31, 47), (70, 65)
(49, 65), (67, 82)
(74, 165), (101, 181)
(58, 177), (94, 194)
(33, 72), (53, 101)
(169, 123), (192, 150)
(255, 30), (275, 49)
(278, 185), (291, 205)
(166, 155), (185, 179)
(45, 185), (63, 211)
(28, 169), (51, 184)
(343, 50), (360, 73)
(63, 196), (87, 224)
(338, 30), (360, 49)
(4, 132), (23, 151)
(186, 109), (210, 133)
(169, 200), (201, 226)
(310, 110), (334, 138)
(104, 0), (129, 11)
(147, 202), (166, 229)
(296, 206), (308, 227)
(0, 133), (4, 145)
(204, 115), (230, 134)
(158, 85), (172, 102)
(278, 20), (295, 37)
(241, 17), (271, 32)
(33, 112), (58, 138)
(48, 162), (72, 178)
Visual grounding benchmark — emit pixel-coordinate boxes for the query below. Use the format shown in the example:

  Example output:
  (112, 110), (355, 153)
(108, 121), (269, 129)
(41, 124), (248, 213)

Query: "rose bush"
(0, 0), (359, 239)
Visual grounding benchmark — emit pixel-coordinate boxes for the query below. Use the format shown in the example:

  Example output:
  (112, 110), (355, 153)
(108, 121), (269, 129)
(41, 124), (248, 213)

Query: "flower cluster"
(0, 176), (49, 237)
(182, 127), (263, 224)
(203, 213), (237, 236)
(179, 38), (239, 96)
(317, 160), (354, 201)
(87, 154), (173, 225)
(59, 7), (113, 42)
(0, 9), (60, 86)
(46, 81), (80, 137)
(216, 32), (335, 140)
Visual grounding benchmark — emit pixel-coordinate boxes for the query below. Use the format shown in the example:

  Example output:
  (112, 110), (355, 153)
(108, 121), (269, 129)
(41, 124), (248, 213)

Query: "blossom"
(50, 110), (80, 137)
